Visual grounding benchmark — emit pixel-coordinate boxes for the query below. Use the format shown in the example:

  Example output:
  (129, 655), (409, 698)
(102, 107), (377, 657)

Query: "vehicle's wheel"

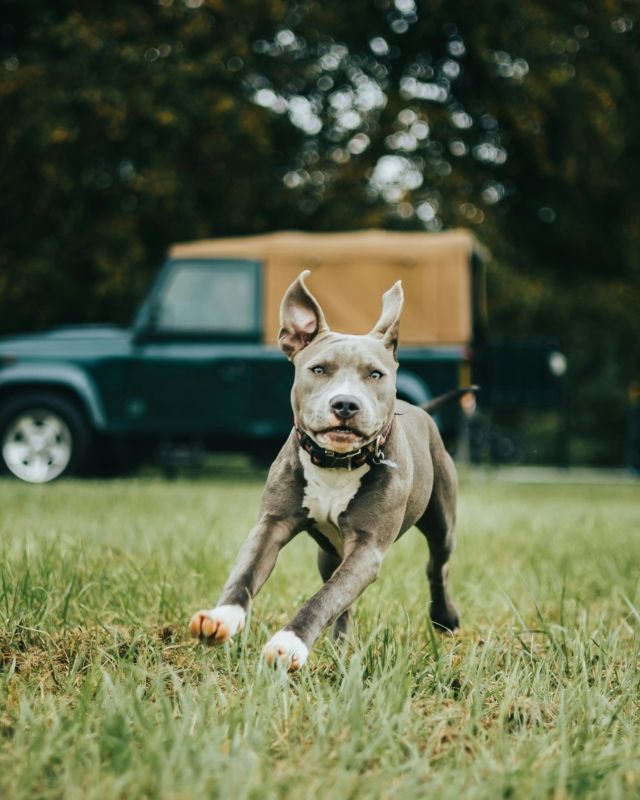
(0, 393), (92, 483)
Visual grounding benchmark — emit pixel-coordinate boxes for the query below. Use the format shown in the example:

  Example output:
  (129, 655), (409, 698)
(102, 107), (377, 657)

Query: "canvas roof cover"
(170, 229), (479, 345)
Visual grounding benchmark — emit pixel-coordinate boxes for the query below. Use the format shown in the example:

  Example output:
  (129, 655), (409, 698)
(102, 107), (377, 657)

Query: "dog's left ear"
(369, 281), (404, 354)
(279, 270), (329, 360)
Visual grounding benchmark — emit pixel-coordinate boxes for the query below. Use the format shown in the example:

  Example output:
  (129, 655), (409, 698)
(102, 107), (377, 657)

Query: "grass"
(0, 470), (639, 799)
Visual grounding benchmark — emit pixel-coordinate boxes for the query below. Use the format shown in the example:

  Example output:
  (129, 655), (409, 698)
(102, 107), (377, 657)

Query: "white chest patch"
(300, 450), (370, 557)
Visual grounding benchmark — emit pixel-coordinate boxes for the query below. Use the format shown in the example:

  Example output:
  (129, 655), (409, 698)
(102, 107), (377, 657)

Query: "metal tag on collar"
(375, 454), (398, 468)
(373, 435), (397, 469)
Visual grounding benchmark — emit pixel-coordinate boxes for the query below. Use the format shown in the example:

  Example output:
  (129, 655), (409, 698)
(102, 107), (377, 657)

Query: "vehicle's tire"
(0, 392), (93, 483)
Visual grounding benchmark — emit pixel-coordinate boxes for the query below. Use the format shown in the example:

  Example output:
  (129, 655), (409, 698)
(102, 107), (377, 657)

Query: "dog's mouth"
(314, 425), (367, 449)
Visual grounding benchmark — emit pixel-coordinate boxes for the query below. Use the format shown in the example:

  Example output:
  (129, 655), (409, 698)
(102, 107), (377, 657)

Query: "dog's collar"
(294, 419), (396, 470)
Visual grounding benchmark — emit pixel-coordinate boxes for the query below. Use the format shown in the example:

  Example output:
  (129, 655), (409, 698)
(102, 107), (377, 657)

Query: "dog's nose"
(330, 395), (362, 420)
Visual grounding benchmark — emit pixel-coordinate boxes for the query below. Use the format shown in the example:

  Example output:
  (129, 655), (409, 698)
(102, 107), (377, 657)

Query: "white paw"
(188, 604), (246, 644)
(263, 630), (309, 671)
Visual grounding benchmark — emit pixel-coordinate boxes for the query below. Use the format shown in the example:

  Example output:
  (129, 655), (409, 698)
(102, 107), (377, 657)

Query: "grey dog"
(189, 271), (460, 669)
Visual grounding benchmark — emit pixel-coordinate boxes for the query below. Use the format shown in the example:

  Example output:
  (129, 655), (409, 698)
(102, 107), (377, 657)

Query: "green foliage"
(0, 1), (307, 327)
(0, 474), (639, 798)
(0, 0), (638, 461)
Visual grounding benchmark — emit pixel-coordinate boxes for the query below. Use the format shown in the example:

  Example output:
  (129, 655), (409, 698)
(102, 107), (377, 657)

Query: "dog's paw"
(188, 604), (246, 644)
(263, 630), (309, 671)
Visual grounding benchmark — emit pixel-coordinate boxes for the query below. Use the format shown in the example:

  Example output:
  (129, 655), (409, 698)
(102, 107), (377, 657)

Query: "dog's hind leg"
(317, 548), (350, 639)
(416, 449), (460, 632)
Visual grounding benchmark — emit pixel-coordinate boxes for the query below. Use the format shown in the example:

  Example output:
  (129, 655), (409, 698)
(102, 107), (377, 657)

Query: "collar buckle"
(324, 446), (364, 459)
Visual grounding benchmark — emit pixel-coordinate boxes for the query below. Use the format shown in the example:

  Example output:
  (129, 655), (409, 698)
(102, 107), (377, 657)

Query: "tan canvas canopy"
(170, 229), (480, 345)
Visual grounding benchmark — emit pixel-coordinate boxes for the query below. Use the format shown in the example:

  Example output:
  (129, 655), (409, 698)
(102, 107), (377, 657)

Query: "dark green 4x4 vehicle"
(0, 230), (563, 483)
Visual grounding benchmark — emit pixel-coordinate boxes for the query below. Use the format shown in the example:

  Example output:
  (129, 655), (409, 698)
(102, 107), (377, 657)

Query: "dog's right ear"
(278, 270), (329, 360)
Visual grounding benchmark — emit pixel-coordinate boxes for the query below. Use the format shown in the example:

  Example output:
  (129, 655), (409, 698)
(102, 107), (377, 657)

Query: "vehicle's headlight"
(548, 351), (568, 377)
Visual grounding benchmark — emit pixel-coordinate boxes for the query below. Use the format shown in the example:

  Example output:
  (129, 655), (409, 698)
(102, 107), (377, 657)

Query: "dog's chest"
(300, 451), (369, 557)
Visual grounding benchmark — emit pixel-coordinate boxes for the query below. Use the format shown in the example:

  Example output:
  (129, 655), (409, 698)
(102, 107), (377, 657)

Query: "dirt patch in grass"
(0, 624), (197, 690)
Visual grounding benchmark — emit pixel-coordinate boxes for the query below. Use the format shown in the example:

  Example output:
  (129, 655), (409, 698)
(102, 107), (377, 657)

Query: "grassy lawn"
(1, 471), (639, 799)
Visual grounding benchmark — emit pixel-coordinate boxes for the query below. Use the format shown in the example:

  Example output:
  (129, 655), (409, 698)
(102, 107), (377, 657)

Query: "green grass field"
(1, 472), (639, 799)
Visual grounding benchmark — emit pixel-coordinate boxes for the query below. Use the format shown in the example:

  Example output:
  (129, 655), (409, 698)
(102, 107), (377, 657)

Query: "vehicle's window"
(155, 260), (260, 334)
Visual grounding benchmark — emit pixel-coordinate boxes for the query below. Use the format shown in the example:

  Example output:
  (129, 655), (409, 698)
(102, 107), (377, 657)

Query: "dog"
(189, 270), (461, 670)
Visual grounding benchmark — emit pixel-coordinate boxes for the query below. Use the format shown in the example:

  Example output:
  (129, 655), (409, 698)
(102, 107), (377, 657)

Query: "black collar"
(295, 419), (396, 470)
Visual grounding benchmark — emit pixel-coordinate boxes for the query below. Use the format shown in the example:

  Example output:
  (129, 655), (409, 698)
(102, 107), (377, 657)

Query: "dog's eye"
(370, 370), (384, 380)
(311, 365), (325, 375)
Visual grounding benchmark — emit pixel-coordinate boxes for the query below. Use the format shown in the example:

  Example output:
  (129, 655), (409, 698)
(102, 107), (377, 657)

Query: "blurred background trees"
(1, 0), (638, 464)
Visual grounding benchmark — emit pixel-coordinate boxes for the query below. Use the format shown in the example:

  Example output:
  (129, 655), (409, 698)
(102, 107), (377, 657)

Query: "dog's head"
(279, 270), (403, 453)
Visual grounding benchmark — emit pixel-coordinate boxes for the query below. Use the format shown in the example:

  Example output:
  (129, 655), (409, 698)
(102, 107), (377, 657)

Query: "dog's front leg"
(263, 536), (385, 670)
(189, 439), (306, 647)
(189, 514), (298, 645)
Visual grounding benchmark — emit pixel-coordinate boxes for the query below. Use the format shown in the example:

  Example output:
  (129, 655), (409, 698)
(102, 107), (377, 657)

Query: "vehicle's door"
(126, 258), (262, 435)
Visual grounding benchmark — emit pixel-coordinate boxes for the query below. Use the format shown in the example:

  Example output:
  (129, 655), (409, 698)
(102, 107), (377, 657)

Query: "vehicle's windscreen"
(155, 260), (260, 334)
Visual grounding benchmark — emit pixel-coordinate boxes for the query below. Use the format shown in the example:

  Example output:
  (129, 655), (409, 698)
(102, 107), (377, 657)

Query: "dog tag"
(372, 443), (398, 469)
